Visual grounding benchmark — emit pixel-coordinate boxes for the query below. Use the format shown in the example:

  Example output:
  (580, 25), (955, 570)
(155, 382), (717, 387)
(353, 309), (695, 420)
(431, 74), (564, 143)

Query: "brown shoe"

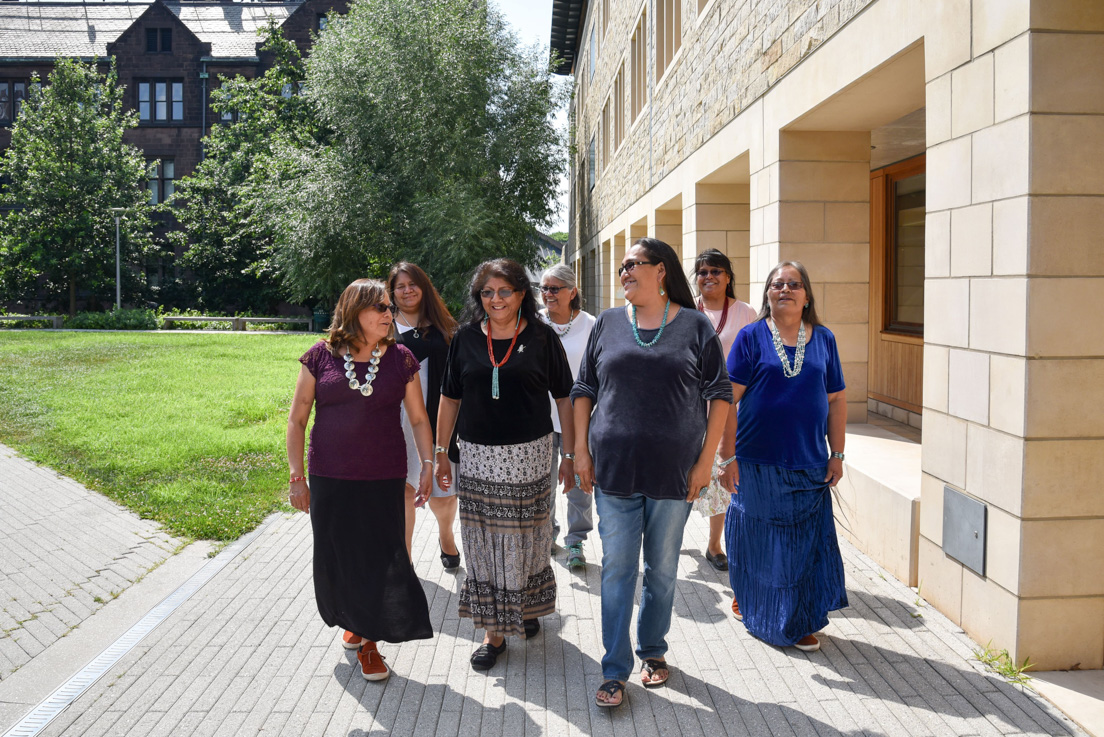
(342, 630), (364, 650)
(731, 599), (742, 621)
(794, 634), (820, 652)
(358, 642), (390, 681)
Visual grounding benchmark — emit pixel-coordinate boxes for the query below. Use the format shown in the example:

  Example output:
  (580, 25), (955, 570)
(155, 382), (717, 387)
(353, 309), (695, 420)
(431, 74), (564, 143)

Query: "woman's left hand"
(686, 458), (712, 503)
(558, 458), (575, 491)
(415, 465), (432, 508)
(824, 457), (844, 487)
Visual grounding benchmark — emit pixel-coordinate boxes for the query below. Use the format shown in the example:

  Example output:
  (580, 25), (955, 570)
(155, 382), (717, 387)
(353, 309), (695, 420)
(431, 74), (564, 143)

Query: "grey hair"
(540, 263), (583, 310)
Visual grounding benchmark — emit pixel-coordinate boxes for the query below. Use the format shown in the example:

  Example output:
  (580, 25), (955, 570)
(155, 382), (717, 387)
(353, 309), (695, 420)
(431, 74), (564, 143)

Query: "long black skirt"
(309, 475), (432, 643)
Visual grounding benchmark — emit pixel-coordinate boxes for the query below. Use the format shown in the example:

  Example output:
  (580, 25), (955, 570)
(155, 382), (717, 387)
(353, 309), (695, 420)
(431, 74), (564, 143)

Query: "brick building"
(553, 0), (1104, 674)
(0, 0), (345, 286)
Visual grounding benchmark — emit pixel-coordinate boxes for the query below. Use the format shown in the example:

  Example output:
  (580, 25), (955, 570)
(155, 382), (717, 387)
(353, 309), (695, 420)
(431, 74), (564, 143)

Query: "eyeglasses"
(479, 288), (520, 300)
(768, 280), (805, 291)
(539, 285), (567, 294)
(366, 302), (393, 313)
(618, 260), (656, 277)
(697, 268), (726, 278)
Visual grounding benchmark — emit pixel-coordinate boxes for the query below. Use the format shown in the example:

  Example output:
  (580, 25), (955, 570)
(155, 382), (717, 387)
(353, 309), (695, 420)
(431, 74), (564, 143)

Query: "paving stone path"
(0, 444), (183, 683)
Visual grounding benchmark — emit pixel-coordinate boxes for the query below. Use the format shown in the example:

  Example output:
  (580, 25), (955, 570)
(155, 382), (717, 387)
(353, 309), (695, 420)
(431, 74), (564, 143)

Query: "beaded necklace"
(698, 295), (730, 335)
(344, 342), (383, 396)
(767, 318), (806, 378)
(484, 311), (523, 399)
(541, 309), (577, 338)
(631, 300), (671, 348)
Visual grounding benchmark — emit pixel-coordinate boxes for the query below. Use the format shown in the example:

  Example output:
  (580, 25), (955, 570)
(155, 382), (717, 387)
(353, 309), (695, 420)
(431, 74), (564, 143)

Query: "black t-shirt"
(395, 323), (459, 461)
(442, 319), (573, 446)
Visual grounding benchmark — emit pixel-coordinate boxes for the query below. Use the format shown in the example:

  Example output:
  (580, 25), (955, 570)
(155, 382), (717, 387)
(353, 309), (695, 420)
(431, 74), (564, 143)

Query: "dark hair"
(756, 261), (822, 328)
(387, 262), (459, 343)
(630, 238), (696, 310)
(692, 248), (737, 300)
(325, 278), (395, 356)
(540, 263), (583, 310)
(462, 258), (540, 326)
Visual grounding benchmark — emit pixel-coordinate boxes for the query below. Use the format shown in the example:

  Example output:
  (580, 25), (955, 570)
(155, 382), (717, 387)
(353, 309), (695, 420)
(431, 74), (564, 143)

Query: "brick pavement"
(0, 444), (184, 683)
(19, 486), (1085, 737)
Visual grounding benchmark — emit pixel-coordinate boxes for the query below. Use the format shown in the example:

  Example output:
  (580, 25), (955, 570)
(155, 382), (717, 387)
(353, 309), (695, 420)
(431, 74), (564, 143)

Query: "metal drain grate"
(3, 524), (264, 737)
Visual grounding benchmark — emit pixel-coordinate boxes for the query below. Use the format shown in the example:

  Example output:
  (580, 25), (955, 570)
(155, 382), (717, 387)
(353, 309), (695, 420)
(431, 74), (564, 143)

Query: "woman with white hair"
(538, 263), (597, 568)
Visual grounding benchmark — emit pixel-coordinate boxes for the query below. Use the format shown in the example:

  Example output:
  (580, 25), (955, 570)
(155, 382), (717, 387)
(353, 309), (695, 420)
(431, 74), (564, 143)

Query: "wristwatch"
(831, 451), (845, 461)
(434, 445), (448, 455)
(563, 453), (576, 461)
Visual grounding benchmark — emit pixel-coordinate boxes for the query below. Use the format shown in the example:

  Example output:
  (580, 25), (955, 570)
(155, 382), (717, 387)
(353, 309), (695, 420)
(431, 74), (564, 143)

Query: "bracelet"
(717, 454), (737, 468)
(289, 475), (306, 484)
(563, 453), (576, 461)
(422, 459), (433, 465)
(831, 451), (845, 461)
(434, 445), (448, 455)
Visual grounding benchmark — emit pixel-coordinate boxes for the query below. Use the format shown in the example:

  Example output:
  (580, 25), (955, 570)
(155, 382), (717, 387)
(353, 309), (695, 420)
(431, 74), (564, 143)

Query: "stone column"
(919, 0), (1104, 671)
(683, 183), (752, 302)
(763, 130), (872, 423)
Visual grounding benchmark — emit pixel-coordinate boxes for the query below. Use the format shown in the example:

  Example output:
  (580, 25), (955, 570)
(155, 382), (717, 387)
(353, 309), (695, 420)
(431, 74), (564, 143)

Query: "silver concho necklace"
(344, 343), (382, 396)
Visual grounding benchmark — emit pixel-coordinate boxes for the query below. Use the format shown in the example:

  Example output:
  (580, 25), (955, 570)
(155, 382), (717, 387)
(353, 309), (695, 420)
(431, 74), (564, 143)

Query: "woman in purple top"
(719, 262), (848, 653)
(287, 278), (435, 683)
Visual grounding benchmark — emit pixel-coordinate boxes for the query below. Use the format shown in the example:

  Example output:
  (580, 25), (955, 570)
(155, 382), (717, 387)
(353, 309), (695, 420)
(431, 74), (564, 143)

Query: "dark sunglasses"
(768, 281), (805, 291)
(617, 260), (656, 277)
(697, 268), (726, 278)
(366, 302), (394, 313)
(479, 288), (520, 300)
(539, 285), (568, 294)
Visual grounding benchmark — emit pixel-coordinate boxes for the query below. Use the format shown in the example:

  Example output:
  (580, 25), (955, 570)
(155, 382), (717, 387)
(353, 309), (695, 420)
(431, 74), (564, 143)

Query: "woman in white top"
(538, 263), (597, 568)
(692, 249), (757, 572)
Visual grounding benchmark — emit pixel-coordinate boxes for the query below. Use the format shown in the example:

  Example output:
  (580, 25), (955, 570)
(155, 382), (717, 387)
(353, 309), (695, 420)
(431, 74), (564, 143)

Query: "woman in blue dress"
(719, 261), (848, 652)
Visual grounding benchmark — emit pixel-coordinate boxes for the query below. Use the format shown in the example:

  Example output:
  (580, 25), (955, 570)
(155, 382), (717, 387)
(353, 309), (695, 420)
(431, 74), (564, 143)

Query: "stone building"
(0, 0), (345, 282)
(552, 0), (1104, 672)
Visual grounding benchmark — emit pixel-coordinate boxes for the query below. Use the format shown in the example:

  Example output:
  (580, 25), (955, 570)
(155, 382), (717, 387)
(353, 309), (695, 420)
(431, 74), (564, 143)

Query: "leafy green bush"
(64, 309), (159, 330)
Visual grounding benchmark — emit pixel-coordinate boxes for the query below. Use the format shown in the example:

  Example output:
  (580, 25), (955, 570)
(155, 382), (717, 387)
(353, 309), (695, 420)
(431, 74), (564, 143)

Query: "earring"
(659, 287), (666, 296)
(804, 303), (809, 308)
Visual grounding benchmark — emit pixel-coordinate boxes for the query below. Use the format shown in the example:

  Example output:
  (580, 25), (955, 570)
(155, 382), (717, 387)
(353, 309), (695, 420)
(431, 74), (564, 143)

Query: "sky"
(494, 0), (569, 234)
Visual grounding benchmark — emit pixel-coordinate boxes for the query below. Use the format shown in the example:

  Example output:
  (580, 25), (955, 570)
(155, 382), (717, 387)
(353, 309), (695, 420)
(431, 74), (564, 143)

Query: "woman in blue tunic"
(719, 261), (848, 652)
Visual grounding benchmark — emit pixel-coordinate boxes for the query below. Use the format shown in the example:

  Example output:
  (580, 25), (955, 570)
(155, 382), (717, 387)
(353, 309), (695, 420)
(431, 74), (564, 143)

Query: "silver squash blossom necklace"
(344, 343), (382, 396)
(768, 319), (806, 377)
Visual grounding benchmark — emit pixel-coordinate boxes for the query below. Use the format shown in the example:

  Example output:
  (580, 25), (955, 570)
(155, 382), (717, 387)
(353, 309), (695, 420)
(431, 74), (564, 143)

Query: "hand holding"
(435, 457), (452, 491)
(686, 458), (712, 503)
(824, 457), (844, 487)
(719, 460), (739, 495)
(415, 465), (432, 508)
(573, 449), (594, 494)
(289, 478), (310, 514)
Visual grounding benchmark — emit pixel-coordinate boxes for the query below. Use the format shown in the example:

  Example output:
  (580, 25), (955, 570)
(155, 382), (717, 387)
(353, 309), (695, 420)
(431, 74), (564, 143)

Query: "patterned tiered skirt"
(456, 434), (556, 638)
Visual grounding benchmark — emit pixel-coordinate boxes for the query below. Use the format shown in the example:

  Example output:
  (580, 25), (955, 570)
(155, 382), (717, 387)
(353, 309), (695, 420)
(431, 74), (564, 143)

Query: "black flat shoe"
(470, 640), (507, 671)
(705, 550), (729, 571)
(523, 618), (540, 639)
(440, 543), (460, 571)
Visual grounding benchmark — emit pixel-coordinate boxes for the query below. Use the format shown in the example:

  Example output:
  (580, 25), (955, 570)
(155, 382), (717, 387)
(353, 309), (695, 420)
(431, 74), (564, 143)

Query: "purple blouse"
(300, 341), (420, 481)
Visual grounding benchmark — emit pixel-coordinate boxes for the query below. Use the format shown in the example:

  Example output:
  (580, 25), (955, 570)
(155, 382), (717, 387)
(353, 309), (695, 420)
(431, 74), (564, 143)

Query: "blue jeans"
(550, 432), (594, 545)
(595, 487), (693, 682)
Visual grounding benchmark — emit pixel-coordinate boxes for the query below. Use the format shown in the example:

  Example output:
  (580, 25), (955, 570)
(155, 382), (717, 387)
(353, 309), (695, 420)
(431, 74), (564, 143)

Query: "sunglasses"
(539, 285), (568, 294)
(366, 302), (393, 313)
(697, 268), (726, 278)
(617, 260), (656, 277)
(479, 288), (520, 300)
(768, 281), (805, 291)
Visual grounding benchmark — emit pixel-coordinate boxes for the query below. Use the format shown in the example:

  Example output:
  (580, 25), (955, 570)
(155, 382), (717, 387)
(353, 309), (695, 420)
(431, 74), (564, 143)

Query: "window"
(138, 80), (183, 122)
(147, 160), (175, 205)
(656, 0), (682, 80)
(630, 11), (646, 124)
(146, 28), (172, 53)
(588, 22), (597, 79)
(601, 0), (610, 35)
(587, 135), (596, 191)
(318, 13), (329, 31)
(601, 99), (609, 173)
(876, 156), (926, 334)
(1, 81), (28, 122)
(614, 61), (625, 151)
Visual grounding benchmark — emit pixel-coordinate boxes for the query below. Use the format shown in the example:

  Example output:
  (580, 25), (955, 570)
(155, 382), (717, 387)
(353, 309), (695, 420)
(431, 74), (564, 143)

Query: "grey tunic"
(571, 305), (733, 501)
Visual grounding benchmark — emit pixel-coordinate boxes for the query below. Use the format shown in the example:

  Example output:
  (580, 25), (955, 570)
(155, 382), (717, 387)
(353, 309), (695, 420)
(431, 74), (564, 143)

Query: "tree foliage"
(261, 0), (569, 307)
(0, 58), (155, 315)
(171, 21), (324, 312)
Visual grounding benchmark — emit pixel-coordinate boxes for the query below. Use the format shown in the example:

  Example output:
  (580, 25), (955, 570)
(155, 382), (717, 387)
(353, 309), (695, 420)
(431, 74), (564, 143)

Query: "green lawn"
(0, 331), (321, 540)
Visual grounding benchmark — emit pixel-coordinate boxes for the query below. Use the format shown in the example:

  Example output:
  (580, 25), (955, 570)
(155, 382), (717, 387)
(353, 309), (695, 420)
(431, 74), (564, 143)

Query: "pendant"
(359, 384), (373, 396)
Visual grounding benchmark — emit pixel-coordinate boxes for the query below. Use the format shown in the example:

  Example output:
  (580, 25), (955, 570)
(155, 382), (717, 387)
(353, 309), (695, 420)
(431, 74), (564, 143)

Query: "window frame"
(146, 28), (172, 53)
(656, 0), (683, 86)
(875, 154), (926, 337)
(137, 78), (184, 123)
(630, 8), (647, 128)
(147, 158), (175, 205)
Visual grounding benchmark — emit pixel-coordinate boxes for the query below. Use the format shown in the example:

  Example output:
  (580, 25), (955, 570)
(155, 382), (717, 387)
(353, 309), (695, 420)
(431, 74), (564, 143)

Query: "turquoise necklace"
(631, 300), (671, 348)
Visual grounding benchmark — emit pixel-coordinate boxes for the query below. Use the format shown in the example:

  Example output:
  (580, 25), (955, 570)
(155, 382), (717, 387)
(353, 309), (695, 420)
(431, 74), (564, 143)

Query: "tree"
(170, 21), (324, 313)
(261, 0), (569, 307)
(0, 58), (155, 315)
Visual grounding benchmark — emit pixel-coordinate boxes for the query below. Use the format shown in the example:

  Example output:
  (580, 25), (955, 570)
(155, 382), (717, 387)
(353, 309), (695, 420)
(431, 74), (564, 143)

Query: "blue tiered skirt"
(725, 462), (848, 647)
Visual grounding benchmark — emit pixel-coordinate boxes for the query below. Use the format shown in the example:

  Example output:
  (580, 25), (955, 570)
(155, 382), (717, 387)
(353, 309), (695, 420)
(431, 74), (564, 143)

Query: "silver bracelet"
(563, 452), (576, 461)
(422, 459), (433, 465)
(718, 454), (738, 468)
(831, 451), (845, 461)
(434, 446), (448, 455)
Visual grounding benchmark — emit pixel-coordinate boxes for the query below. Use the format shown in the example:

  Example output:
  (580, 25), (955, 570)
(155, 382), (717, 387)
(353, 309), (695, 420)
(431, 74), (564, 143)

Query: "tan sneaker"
(358, 642), (389, 681)
(342, 630), (364, 650)
(794, 634), (820, 652)
(731, 599), (742, 621)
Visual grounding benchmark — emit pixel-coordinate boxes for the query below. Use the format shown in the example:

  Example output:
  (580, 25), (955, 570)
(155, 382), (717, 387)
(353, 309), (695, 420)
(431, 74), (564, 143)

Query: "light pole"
(109, 207), (125, 311)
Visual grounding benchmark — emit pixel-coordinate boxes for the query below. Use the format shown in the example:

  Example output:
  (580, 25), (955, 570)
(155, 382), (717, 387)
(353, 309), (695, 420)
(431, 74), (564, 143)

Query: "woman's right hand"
(574, 448), (594, 494)
(435, 456), (452, 491)
(289, 478), (310, 513)
(719, 460), (739, 495)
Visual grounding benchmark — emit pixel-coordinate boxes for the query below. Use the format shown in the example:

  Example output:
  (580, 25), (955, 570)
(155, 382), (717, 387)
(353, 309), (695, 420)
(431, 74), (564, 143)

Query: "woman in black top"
(388, 262), (461, 569)
(435, 259), (575, 672)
